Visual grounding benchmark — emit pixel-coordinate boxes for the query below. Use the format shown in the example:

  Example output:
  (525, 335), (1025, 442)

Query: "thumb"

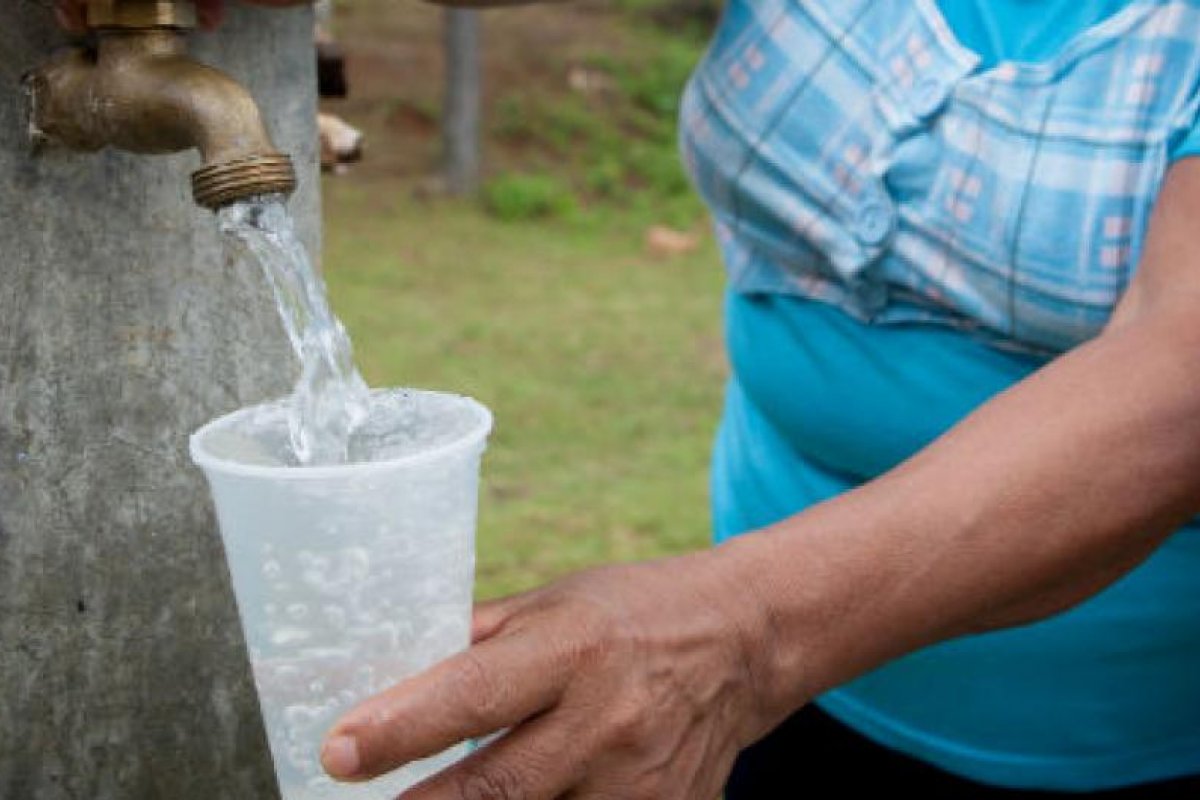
(54, 1), (87, 32)
(471, 595), (527, 643)
(196, 0), (225, 29)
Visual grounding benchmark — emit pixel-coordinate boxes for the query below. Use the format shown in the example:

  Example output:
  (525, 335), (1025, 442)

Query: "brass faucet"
(26, 0), (297, 210)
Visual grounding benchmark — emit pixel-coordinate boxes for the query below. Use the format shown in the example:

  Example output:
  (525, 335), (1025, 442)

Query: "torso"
(681, 0), (1200, 354)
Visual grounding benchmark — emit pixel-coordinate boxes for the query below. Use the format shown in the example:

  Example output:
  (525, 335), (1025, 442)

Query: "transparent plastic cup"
(190, 389), (493, 799)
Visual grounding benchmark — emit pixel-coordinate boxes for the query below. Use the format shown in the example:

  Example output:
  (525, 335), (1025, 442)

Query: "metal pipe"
(25, 0), (296, 210)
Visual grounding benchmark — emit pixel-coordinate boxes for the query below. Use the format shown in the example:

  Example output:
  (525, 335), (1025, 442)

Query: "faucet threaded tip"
(88, 0), (197, 29)
(192, 153), (297, 210)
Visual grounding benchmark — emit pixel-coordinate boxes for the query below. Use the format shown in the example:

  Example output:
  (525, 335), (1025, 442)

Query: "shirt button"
(855, 200), (895, 246)
(884, 133), (939, 197)
(913, 76), (947, 118)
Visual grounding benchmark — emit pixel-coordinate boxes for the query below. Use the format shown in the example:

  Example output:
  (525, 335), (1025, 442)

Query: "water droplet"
(271, 627), (311, 646)
(274, 664), (302, 682)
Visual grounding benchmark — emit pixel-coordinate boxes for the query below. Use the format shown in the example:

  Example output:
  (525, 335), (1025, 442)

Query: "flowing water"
(219, 195), (371, 465)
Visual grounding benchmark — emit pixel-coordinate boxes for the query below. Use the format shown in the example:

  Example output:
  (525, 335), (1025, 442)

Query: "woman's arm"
(722, 157), (1200, 717)
(317, 162), (1200, 799)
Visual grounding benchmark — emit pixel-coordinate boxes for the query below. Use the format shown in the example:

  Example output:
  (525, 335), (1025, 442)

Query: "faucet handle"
(87, 0), (198, 29)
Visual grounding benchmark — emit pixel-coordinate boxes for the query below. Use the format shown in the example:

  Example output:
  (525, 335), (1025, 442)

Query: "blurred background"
(318, 0), (727, 598)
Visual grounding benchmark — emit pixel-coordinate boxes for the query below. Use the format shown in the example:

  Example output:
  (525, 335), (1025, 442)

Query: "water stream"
(219, 195), (371, 465)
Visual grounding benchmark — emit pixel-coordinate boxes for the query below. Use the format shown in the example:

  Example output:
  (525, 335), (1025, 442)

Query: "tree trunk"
(443, 9), (481, 195)
(0, 6), (319, 798)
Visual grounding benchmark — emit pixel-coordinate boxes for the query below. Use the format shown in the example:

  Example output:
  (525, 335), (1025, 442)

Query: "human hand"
(54, 0), (310, 33)
(320, 555), (776, 799)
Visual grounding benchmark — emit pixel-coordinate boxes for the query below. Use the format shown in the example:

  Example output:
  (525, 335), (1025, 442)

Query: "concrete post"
(0, 5), (319, 798)
(443, 8), (481, 195)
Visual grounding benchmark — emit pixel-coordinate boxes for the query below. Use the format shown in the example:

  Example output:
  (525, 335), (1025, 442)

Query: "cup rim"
(189, 388), (493, 480)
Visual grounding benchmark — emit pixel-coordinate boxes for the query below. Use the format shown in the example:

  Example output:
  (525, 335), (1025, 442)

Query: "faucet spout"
(27, 11), (297, 210)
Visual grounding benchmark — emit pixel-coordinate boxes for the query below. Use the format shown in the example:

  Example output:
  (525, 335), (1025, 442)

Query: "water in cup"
(193, 389), (492, 799)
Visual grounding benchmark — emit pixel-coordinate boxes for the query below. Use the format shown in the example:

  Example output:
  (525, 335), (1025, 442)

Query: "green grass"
(323, 186), (727, 598)
(479, 7), (710, 228)
(322, 0), (725, 599)
(482, 173), (579, 221)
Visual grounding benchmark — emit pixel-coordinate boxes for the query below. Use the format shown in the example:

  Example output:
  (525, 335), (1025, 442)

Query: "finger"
(471, 595), (526, 643)
(399, 714), (587, 800)
(197, 0), (224, 29)
(54, 1), (87, 33)
(322, 627), (573, 782)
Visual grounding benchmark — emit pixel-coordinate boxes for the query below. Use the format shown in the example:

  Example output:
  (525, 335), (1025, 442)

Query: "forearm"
(717, 306), (1200, 728)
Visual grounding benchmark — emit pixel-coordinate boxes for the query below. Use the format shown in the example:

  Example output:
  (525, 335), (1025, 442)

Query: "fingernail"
(54, 7), (81, 34)
(197, 6), (220, 29)
(321, 735), (361, 778)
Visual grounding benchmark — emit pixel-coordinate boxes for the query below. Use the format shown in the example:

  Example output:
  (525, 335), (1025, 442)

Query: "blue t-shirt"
(712, 0), (1200, 791)
(941, 0), (1200, 158)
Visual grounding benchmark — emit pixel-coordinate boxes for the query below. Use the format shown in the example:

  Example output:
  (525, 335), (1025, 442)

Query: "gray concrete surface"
(0, 5), (319, 797)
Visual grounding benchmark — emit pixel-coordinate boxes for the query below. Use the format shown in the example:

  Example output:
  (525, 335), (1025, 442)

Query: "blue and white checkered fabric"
(681, 0), (1200, 354)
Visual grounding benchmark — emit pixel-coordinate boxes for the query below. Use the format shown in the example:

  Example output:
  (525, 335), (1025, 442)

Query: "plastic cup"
(190, 389), (493, 799)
